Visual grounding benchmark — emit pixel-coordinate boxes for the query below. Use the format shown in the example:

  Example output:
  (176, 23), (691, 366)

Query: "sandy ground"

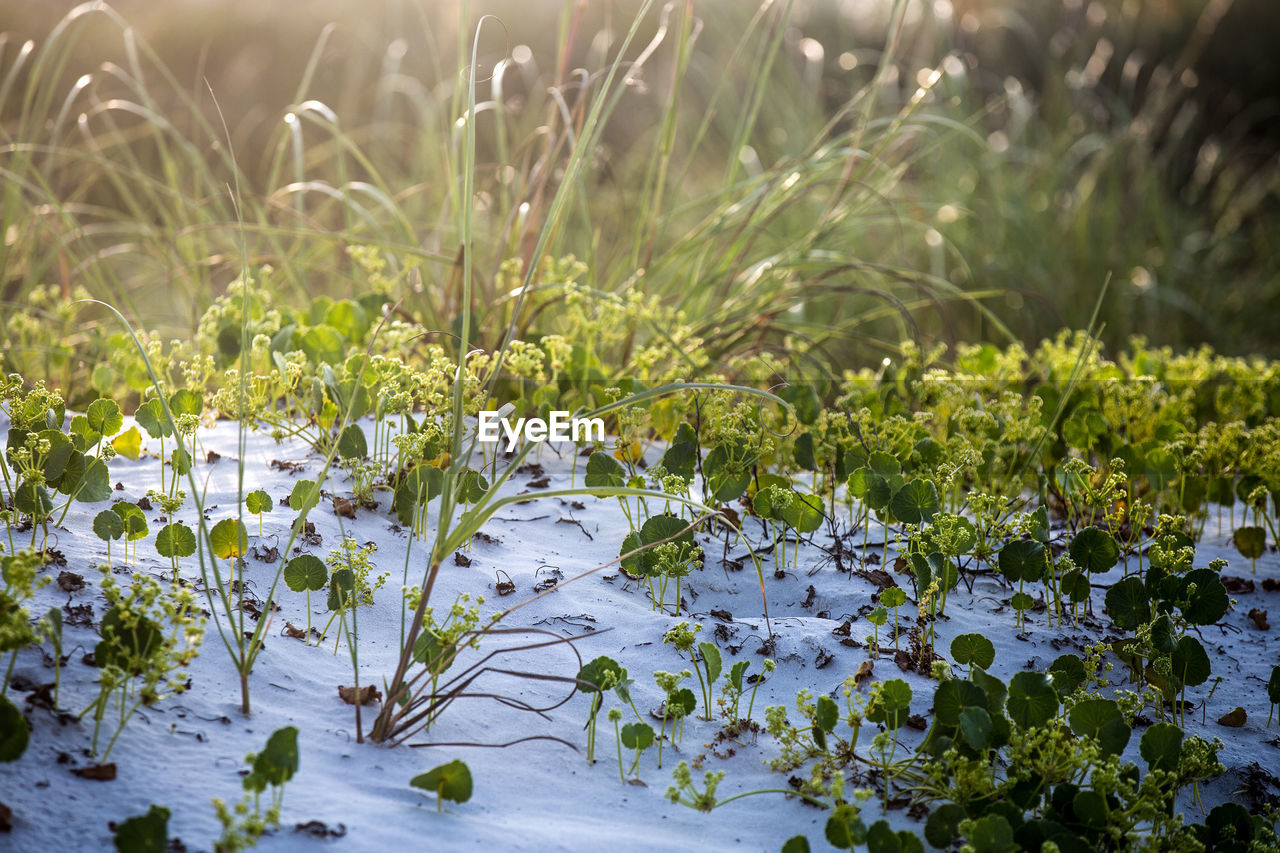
(2, 416), (1278, 851)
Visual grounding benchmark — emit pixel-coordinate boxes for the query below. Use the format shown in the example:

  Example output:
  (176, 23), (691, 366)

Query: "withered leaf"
(332, 497), (356, 519)
(72, 763), (117, 781)
(859, 569), (896, 590)
(1218, 706), (1248, 727)
(1222, 576), (1256, 595)
(853, 659), (874, 688)
(57, 571), (85, 593)
(1248, 608), (1270, 630)
(337, 684), (382, 706)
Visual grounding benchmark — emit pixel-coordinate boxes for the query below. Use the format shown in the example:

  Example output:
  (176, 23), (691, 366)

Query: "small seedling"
(409, 759), (472, 812)
(245, 490), (273, 536)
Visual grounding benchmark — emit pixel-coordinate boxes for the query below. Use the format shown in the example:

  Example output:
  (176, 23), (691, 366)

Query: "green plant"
(112, 804), (170, 853)
(79, 566), (204, 762)
(213, 726), (299, 853)
(576, 655), (629, 765)
(244, 490), (272, 536)
(409, 759), (473, 812)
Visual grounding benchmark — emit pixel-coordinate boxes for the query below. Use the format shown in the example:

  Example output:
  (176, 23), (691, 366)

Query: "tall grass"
(0, 0), (1012, 408)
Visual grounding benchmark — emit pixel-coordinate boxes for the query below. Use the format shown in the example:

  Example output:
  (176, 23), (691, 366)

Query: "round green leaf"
(1069, 526), (1119, 573)
(1061, 569), (1091, 603)
(1073, 790), (1108, 830)
(1139, 722), (1183, 773)
(326, 568), (355, 611)
(925, 804), (965, 849)
(289, 479), (321, 513)
(781, 836), (811, 853)
(950, 633), (995, 670)
(825, 803), (868, 850)
(867, 678), (912, 729)
(1205, 803), (1254, 849)
(847, 467), (874, 499)
(155, 523), (197, 559)
(1180, 568), (1229, 626)
(210, 518), (248, 560)
(0, 694), (29, 762)
(1269, 665), (1280, 705)
(337, 424), (368, 460)
(864, 473), (892, 511)
(248, 726), (298, 789)
(781, 492), (825, 534)
(87, 398), (124, 437)
(1006, 671), (1058, 730)
(14, 481), (52, 518)
(890, 478), (940, 525)
(936, 676), (983, 722)
(112, 804), (169, 853)
(133, 398), (172, 439)
(577, 655), (624, 695)
(72, 457), (112, 503)
(868, 451), (901, 479)
(245, 489), (273, 515)
(112, 502), (149, 541)
(168, 388), (203, 417)
(1104, 576), (1151, 630)
(1068, 698), (1130, 756)
(1232, 526), (1266, 560)
(959, 705), (993, 750)
(998, 539), (1046, 584)
(967, 814), (1014, 853)
(1047, 654), (1086, 696)
(284, 555), (327, 592)
(93, 509), (125, 542)
(880, 587), (907, 609)
(1171, 636), (1210, 687)
(815, 694), (839, 733)
(620, 722), (654, 751)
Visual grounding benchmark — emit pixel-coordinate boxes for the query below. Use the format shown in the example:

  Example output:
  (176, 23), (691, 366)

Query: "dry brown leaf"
(337, 684), (382, 706)
(1248, 608), (1270, 630)
(853, 659), (874, 688)
(56, 571), (85, 593)
(72, 763), (117, 781)
(1222, 576), (1256, 594)
(332, 497), (356, 519)
(1218, 706), (1247, 727)
(282, 622), (306, 640)
(859, 569), (895, 590)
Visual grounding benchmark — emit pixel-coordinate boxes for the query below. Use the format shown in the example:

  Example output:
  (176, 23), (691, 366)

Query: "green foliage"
(950, 633), (995, 670)
(244, 490), (273, 516)
(1069, 526), (1119, 573)
(409, 759), (473, 809)
(154, 523), (196, 559)
(112, 804), (170, 853)
(283, 555), (327, 593)
(0, 693), (29, 762)
(1005, 672), (1058, 730)
(210, 518), (249, 561)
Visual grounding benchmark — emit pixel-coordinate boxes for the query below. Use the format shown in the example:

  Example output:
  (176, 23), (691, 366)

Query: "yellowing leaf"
(613, 441), (642, 464)
(111, 425), (142, 460)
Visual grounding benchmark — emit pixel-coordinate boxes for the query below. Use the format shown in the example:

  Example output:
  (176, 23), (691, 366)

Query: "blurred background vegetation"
(2, 0), (1278, 399)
